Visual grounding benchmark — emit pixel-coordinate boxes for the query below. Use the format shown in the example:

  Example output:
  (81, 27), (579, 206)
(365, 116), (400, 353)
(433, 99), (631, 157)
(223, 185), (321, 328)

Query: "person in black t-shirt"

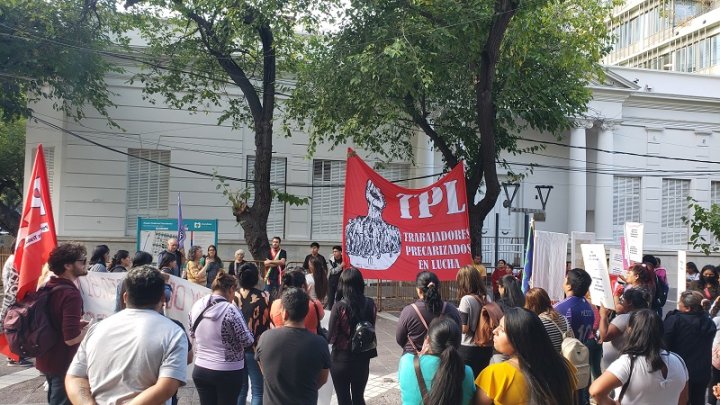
(302, 242), (327, 271)
(256, 288), (330, 405)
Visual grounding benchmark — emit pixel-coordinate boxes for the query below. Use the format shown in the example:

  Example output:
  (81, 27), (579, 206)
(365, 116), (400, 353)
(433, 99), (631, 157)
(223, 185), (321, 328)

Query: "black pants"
(457, 345), (493, 378)
(193, 365), (246, 405)
(689, 379), (709, 405)
(327, 272), (342, 309)
(708, 367), (720, 405)
(331, 357), (370, 405)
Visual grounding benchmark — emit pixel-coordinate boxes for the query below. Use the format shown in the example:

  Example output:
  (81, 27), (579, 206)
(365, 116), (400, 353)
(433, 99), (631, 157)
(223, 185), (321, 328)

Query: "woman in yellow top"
(475, 307), (576, 405)
(186, 245), (210, 286)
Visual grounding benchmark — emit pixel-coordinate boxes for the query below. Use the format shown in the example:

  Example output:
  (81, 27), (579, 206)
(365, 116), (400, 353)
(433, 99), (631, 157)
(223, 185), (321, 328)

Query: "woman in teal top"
(398, 318), (476, 404)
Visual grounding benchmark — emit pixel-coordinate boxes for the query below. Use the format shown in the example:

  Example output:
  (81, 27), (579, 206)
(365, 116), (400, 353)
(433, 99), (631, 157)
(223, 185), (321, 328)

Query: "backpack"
(350, 298), (377, 354)
(653, 273), (669, 309)
(549, 317), (590, 389)
(3, 284), (73, 358)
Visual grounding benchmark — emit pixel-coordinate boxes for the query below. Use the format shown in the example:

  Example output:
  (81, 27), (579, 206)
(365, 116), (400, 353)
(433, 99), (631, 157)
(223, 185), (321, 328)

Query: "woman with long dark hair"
(616, 264), (655, 312)
(307, 255), (328, 303)
(476, 307), (575, 405)
(269, 267), (324, 334)
(590, 309), (689, 404)
(328, 267), (377, 405)
(189, 271), (254, 404)
(396, 271), (461, 354)
(497, 274), (525, 309)
(524, 287), (572, 353)
(108, 249), (131, 273)
(132, 250), (154, 267)
(89, 244), (110, 272)
(399, 318), (476, 404)
(691, 265), (720, 304)
(201, 245), (223, 289)
(455, 264), (492, 376)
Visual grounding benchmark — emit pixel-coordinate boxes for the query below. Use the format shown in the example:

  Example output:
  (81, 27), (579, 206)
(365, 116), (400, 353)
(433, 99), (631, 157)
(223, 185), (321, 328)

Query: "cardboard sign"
(624, 222), (644, 263)
(581, 244), (614, 309)
(609, 248), (624, 276)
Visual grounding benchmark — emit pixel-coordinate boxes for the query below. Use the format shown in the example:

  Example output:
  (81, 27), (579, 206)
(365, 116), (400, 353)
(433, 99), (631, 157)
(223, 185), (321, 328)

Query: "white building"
(606, 0), (720, 74)
(24, 65), (720, 266)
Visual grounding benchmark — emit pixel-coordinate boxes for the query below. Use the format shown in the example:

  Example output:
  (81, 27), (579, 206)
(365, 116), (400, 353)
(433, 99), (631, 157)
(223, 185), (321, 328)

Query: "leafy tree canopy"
(288, 0), (613, 251)
(0, 0), (120, 123)
(0, 118), (25, 234)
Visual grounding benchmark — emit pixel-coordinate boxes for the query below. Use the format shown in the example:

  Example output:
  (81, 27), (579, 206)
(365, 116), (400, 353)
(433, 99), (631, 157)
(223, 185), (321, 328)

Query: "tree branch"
(403, 94), (458, 168)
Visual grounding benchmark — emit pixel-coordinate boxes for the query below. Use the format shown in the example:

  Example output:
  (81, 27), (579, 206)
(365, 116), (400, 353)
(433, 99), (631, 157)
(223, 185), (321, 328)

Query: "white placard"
(78, 272), (210, 334)
(571, 232), (595, 270)
(531, 231), (569, 302)
(677, 250), (687, 303)
(609, 248), (624, 276)
(581, 244), (614, 309)
(624, 222), (644, 263)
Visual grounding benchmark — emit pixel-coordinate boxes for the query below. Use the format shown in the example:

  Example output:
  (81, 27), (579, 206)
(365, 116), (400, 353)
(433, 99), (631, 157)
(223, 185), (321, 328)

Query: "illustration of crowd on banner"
(6, 146), (720, 405)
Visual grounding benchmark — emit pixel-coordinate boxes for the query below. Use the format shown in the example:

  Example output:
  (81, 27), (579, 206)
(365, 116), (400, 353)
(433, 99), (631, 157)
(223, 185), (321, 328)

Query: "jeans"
(193, 365), (246, 405)
(238, 351), (263, 405)
(331, 356), (370, 405)
(46, 374), (71, 405)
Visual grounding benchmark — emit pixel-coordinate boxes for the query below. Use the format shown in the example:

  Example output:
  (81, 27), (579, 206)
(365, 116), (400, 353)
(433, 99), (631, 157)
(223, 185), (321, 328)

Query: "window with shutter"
(613, 176), (641, 241)
(661, 179), (690, 246)
(32, 146), (55, 196)
(311, 161), (410, 240)
(246, 156), (286, 238)
(126, 149), (170, 234)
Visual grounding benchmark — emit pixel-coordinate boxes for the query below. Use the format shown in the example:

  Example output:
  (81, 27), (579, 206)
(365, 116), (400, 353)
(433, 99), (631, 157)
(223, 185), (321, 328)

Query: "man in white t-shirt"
(66, 266), (188, 405)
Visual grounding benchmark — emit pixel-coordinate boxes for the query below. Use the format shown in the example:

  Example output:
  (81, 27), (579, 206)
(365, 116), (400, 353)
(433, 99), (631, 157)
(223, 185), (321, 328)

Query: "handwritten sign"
(609, 248), (624, 276)
(624, 222), (644, 263)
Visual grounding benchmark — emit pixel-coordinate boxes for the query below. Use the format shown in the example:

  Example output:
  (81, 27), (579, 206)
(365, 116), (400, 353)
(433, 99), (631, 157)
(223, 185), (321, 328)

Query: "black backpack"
(348, 298), (377, 354)
(3, 284), (72, 357)
(653, 273), (669, 309)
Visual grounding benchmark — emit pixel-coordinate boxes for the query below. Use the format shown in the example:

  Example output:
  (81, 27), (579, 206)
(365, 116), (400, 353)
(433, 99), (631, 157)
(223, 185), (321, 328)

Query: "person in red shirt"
(491, 259), (511, 299)
(35, 242), (90, 405)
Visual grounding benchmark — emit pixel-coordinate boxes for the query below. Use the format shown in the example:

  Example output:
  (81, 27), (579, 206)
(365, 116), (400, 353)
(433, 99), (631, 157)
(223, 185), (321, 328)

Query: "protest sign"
(531, 231), (569, 301)
(581, 244), (614, 308)
(571, 232), (595, 269)
(608, 248), (624, 276)
(624, 222), (644, 263)
(343, 149), (471, 281)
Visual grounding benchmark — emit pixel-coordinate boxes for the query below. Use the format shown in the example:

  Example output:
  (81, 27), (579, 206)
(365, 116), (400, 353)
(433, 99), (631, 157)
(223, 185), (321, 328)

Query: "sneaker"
(7, 358), (32, 367)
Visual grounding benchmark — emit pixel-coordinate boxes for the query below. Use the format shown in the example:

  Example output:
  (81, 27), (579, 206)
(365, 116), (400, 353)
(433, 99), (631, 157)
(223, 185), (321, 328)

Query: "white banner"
(531, 231), (569, 302)
(571, 232), (595, 269)
(581, 244), (614, 309)
(609, 248), (624, 276)
(677, 250), (687, 303)
(624, 222), (644, 263)
(78, 272), (210, 332)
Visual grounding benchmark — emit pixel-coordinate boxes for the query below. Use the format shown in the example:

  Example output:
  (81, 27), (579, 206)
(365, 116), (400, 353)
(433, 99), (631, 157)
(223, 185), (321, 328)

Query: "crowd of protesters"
(9, 237), (720, 405)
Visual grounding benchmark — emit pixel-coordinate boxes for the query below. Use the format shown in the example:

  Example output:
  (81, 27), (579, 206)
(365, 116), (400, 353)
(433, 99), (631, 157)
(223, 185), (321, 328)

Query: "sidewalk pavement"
(0, 311), (404, 404)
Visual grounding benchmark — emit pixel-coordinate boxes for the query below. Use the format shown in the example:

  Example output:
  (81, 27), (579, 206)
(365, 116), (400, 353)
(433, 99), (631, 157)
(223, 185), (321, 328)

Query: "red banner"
(342, 150), (472, 281)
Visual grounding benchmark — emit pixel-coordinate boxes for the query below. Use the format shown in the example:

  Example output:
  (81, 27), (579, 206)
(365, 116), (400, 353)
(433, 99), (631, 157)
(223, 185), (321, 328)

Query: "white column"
(568, 123), (589, 232)
(595, 123), (615, 242)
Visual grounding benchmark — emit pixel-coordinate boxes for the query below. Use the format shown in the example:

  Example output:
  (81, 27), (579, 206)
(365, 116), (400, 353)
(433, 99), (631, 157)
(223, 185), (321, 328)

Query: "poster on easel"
(581, 244), (614, 309)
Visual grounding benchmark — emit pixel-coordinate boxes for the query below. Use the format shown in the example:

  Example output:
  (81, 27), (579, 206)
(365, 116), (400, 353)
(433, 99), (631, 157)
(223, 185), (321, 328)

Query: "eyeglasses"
(76, 258), (87, 265)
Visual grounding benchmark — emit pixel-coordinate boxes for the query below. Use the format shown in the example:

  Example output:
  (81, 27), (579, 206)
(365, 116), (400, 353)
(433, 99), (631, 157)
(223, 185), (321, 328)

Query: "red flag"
(0, 145), (57, 360)
(14, 144), (57, 300)
(342, 149), (472, 281)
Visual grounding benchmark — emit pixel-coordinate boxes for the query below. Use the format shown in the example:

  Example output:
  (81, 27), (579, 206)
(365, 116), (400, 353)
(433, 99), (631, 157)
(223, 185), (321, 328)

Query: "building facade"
(24, 66), (720, 264)
(606, 0), (720, 74)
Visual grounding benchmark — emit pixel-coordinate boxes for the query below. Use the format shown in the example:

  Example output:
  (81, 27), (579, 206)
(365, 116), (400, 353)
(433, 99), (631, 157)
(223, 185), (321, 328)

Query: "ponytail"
(426, 318), (465, 404)
(109, 250), (129, 270)
(417, 271), (443, 314)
